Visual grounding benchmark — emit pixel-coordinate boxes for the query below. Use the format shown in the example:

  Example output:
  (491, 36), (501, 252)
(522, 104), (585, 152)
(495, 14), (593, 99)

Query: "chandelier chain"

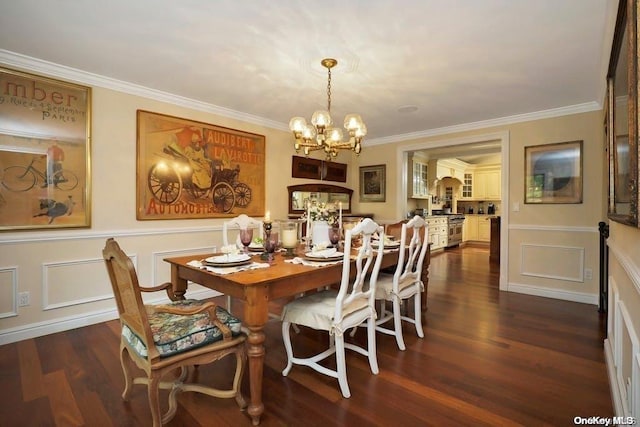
(326, 67), (332, 113)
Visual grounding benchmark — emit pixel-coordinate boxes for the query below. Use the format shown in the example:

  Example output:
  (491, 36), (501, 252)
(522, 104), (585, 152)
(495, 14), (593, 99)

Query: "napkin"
(285, 257), (343, 268)
(307, 248), (338, 258)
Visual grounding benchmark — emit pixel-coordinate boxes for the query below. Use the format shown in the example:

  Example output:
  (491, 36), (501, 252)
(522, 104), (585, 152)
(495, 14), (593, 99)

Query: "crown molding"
(367, 101), (602, 146)
(1, 49), (601, 145)
(0, 49), (288, 132)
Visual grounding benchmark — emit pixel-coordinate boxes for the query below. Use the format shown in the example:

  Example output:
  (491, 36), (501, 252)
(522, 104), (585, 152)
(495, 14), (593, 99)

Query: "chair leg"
(120, 345), (134, 400)
(366, 316), (380, 375)
(334, 335), (351, 398)
(147, 375), (162, 427)
(233, 348), (248, 409)
(281, 321), (294, 376)
(393, 297), (406, 351)
(414, 292), (424, 338)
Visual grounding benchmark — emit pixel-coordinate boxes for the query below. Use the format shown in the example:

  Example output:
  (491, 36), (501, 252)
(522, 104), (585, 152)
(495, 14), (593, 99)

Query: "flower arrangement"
(303, 202), (339, 225)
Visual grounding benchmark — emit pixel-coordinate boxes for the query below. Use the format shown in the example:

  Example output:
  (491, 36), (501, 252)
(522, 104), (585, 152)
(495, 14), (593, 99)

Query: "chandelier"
(289, 58), (367, 160)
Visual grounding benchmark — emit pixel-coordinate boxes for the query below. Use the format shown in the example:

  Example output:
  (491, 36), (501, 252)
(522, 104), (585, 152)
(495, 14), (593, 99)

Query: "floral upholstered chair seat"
(123, 299), (242, 358)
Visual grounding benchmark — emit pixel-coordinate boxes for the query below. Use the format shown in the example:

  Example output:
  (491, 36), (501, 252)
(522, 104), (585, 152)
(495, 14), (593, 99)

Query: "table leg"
(244, 286), (269, 425)
(246, 325), (265, 425)
(170, 265), (187, 300)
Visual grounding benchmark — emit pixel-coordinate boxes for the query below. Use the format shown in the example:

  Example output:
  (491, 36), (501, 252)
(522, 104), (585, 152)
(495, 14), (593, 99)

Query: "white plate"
(204, 259), (252, 268)
(373, 240), (401, 248)
(304, 251), (344, 262)
(205, 253), (251, 264)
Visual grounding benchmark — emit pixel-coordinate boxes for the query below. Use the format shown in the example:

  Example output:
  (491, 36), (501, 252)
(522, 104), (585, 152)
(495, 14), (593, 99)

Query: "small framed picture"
(524, 140), (582, 204)
(359, 164), (386, 202)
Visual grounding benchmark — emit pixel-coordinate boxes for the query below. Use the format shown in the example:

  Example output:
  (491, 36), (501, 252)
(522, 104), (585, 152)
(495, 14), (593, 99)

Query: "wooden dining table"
(164, 247), (428, 425)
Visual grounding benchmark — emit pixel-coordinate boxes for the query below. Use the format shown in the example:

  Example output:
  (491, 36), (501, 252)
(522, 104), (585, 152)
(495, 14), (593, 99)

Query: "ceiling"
(0, 0), (618, 145)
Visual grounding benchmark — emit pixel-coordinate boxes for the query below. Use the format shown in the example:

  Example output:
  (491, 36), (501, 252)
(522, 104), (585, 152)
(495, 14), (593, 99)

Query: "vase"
(311, 220), (331, 247)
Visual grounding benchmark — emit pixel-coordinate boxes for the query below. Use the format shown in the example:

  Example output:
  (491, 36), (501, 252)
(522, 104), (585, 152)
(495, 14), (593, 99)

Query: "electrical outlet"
(584, 268), (593, 280)
(18, 291), (30, 307)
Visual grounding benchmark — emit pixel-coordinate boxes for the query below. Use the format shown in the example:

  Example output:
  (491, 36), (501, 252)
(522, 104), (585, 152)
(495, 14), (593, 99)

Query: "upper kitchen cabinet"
(409, 154), (429, 199)
(474, 166), (501, 200)
(458, 164), (501, 200)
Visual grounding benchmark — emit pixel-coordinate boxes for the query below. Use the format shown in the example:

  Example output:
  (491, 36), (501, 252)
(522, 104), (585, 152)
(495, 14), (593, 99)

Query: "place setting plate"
(204, 254), (252, 268)
(303, 249), (344, 262)
(372, 240), (401, 248)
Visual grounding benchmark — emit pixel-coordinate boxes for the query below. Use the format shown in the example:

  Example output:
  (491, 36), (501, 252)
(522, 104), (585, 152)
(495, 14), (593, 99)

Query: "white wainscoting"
(605, 236), (640, 418)
(152, 246), (221, 297)
(520, 243), (584, 282)
(42, 256), (134, 311)
(605, 293), (640, 417)
(0, 266), (18, 318)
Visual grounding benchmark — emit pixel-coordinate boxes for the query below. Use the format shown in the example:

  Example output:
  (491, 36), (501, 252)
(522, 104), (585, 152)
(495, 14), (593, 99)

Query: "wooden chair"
(375, 215), (429, 350)
(280, 218), (384, 398)
(102, 238), (247, 426)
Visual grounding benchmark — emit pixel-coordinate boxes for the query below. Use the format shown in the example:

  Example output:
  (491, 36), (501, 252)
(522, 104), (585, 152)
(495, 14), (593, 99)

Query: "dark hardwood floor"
(0, 245), (613, 426)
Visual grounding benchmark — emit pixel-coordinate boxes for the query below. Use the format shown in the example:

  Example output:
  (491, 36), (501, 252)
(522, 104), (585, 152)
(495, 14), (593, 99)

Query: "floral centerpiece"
(302, 202), (339, 226)
(302, 202), (340, 246)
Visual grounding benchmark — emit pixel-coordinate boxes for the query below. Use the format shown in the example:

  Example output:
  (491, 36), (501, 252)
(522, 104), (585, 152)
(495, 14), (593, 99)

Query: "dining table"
(164, 246), (429, 425)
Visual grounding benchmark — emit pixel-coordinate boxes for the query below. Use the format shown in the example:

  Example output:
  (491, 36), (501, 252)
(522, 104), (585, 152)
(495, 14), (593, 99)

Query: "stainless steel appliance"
(487, 203), (495, 214)
(446, 215), (464, 247)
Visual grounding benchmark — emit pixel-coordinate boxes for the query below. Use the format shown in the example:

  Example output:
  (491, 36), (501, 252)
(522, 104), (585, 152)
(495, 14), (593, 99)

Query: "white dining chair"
(375, 215), (429, 350)
(280, 218), (384, 398)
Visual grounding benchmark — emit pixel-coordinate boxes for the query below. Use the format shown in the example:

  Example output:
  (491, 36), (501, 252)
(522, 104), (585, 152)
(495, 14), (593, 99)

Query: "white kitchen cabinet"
(459, 173), (473, 200)
(409, 157), (429, 199)
(426, 217), (447, 250)
(478, 216), (491, 241)
(463, 216), (478, 241)
(473, 169), (501, 200)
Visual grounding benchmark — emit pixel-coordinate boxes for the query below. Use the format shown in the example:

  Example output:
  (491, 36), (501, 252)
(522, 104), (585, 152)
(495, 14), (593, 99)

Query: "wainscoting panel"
(151, 246), (221, 296)
(42, 256), (138, 310)
(520, 243), (584, 282)
(615, 299), (639, 417)
(0, 267), (18, 318)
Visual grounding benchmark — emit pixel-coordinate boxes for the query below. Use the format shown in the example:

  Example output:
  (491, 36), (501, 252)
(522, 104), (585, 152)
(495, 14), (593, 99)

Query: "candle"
(305, 201), (311, 238)
(338, 202), (342, 229)
(264, 210), (271, 223)
(282, 228), (298, 248)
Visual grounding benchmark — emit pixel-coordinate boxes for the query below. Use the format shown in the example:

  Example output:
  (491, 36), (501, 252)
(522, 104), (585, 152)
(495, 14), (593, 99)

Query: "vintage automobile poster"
(136, 110), (265, 220)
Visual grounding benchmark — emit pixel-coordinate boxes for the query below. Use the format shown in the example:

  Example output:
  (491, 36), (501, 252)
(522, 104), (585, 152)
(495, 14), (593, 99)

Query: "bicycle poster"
(0, 67), (91, 231)
(136, 110), (265, 220)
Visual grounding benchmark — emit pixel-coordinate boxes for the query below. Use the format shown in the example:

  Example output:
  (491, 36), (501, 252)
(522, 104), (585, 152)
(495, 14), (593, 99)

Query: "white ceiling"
(0, 0), (618, 144)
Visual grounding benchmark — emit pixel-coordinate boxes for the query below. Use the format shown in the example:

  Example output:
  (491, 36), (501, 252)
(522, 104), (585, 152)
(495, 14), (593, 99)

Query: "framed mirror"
(607, 0), (639, 226)
(287, 184), (353, 216)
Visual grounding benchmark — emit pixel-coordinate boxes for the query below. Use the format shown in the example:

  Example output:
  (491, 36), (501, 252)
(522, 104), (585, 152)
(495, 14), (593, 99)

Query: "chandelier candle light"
(289, 58), (367, 160)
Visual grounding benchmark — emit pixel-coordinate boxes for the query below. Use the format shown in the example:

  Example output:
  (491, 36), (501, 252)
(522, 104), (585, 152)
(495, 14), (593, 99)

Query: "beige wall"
(356, 110), (604, 302)
(0, 82), (358, 342)
(0, 66), (636, 356)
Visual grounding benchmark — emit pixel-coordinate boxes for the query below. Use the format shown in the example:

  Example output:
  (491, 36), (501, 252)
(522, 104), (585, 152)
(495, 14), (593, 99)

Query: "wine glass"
(239, 228), (253, 253)
(329, 226), (341, 248)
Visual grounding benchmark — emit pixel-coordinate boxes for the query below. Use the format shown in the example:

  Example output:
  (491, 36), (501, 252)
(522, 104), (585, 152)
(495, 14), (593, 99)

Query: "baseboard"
(507, 282), (598, 305)
(0, 288), (221, 345)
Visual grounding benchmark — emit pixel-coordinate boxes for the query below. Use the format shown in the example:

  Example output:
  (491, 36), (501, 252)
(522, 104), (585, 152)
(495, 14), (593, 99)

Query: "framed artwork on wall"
(524, 140), (583, 204)
(359, 164), (386, 202)
(136, 110), (266, 219)
(0, 67), (92, 231)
